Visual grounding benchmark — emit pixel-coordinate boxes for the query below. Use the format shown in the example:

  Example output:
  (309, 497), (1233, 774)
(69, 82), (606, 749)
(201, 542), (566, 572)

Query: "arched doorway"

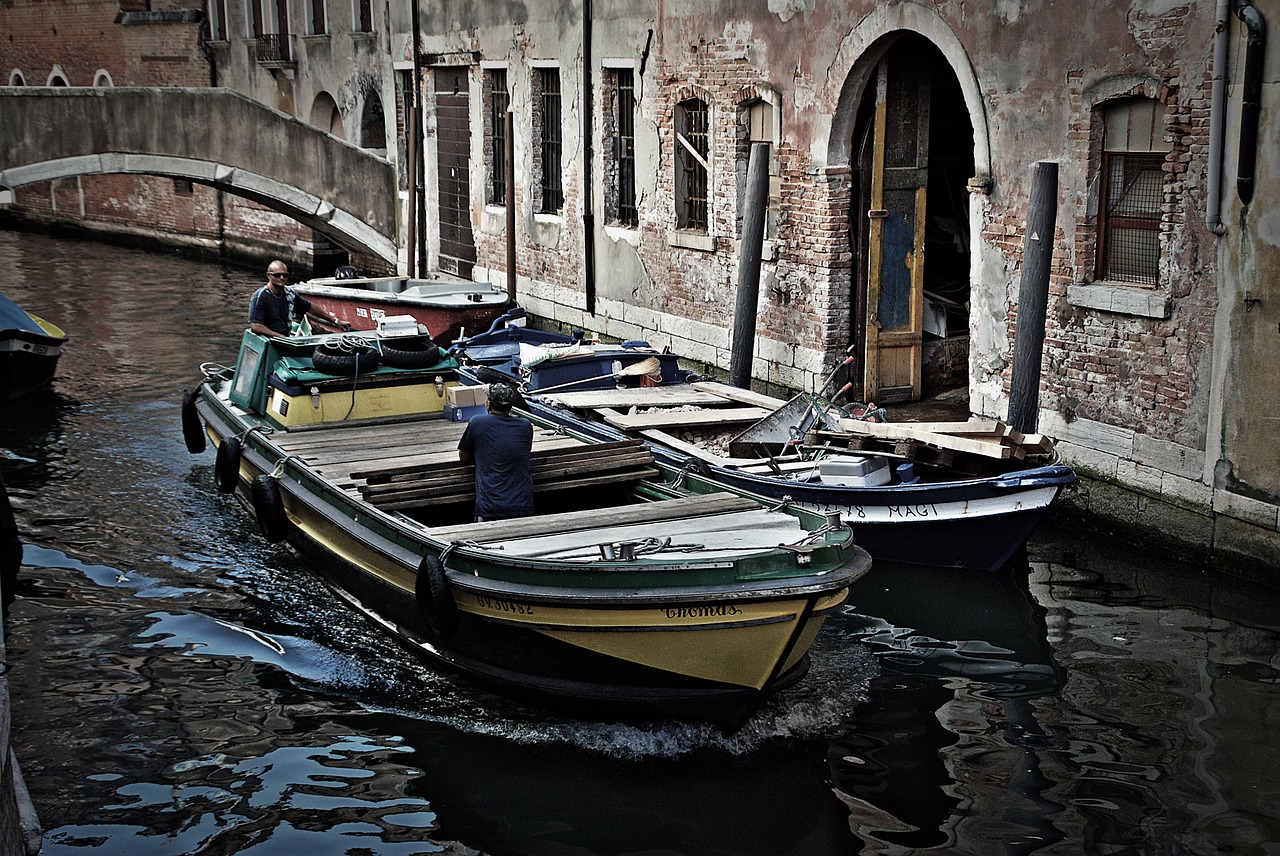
(849, 33), (974, 403)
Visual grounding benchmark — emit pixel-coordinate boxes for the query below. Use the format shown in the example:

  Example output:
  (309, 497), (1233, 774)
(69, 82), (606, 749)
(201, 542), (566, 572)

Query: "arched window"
(8, 70), (25, 86)
(360, 90), (385, 149)
(48, 71), (69, 86)
(93, 70), (114, 88)
(675, 98), (709, 232)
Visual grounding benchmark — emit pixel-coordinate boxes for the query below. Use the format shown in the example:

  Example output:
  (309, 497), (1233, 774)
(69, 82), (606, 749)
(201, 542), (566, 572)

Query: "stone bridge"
(0, 87), (399, 263)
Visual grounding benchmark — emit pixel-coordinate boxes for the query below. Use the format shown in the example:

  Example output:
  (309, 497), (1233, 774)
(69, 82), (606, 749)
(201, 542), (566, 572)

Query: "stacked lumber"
(353, 439), (659, 511)
(807, 418), (1054, 474)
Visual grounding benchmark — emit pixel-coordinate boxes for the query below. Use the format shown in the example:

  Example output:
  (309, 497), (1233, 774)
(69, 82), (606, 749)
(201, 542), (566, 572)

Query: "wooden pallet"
(809, 417), (1055, 475)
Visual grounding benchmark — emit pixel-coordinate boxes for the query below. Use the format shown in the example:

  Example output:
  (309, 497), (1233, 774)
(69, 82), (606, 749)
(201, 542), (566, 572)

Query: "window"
(738, 95), (780, 237)
(534, 67), (562, 214)
(356, 0), (372, 32)
(249, 0), (264, 37)
(174, 179), (194, 196)
(93, 70), (114, 87)
(8, 70), (25, 86)
(1097, 98), (1169, 285)
(310, 0), (326, 35)
(486, 69), (509, 205)
(605, 67), (637, 227)
(207, 0), (227, 40)
(675, 98), (709, 232)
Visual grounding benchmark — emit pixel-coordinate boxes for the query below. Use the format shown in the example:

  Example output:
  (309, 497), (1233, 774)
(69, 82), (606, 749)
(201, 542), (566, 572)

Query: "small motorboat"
(292, 268), (512, 345)
(0, 293), (66, 399)
(451, 310), (1076, 572)
(182, 327), (872, 727)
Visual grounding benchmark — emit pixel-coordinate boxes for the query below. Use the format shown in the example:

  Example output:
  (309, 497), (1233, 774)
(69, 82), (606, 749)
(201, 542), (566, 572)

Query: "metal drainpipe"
(582, 0), (597, 315)
(1206, 0), (1231, 234)
(1234, 0), (1265, 205)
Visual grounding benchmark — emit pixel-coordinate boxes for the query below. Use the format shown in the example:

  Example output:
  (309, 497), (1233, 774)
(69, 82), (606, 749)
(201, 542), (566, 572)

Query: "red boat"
(294, 272), (512, 345)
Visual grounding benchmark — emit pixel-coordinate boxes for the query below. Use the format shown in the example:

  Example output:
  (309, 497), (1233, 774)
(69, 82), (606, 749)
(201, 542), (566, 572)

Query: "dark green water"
(2, 230), (1278, 855)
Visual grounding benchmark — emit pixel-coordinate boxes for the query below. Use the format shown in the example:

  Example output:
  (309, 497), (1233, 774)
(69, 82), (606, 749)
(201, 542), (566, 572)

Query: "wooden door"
(863, 52), (930, 403)
(435, 67), (477, 279)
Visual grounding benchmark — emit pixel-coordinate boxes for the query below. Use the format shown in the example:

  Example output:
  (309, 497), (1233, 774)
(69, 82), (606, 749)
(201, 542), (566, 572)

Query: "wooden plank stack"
(807, 418), (1055, 475)
(354, 439), (659, 511)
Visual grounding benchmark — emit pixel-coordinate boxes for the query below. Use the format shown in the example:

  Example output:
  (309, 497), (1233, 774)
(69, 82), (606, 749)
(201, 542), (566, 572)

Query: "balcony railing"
(255, 33), (294, 67)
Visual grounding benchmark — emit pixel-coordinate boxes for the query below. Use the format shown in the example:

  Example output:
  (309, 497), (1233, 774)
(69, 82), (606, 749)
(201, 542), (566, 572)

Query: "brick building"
(406, 0), (1277, 576)
(1, 0), (1277, 575)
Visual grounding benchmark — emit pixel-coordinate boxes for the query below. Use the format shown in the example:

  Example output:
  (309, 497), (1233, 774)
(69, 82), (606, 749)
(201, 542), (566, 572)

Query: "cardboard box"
(445, 403), (487, 422)
(447, 384), (487, 408)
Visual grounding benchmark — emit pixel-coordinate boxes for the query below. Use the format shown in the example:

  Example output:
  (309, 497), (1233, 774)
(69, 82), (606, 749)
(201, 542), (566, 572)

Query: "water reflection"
(3, 231), (1280, 855)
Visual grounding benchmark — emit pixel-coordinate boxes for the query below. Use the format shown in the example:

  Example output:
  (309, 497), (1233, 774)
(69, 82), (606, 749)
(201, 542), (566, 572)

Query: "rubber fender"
(381, 339), (441, 370)
(415, 554), (459, 639)
(250, 474), (289, 543)
(214, 436), (242, 493)
(312, 343), (381, 376)
(182, 386), (207, 454)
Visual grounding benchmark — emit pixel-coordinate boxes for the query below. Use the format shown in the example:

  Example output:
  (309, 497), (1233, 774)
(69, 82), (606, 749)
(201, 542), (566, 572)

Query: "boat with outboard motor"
(293, 268), (512, 345)
(0, 293), (67, 399)
(450, 310), (1076, 571)
(182, 327), (872, 727)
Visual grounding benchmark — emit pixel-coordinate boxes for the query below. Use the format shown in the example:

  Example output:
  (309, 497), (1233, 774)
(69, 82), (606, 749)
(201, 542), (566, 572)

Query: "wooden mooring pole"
(1008, 161), (1059, 434)
(730, 142), (770, 389)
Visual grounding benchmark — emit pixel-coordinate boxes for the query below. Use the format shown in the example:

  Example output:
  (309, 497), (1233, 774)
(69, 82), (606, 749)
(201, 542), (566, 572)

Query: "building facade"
(1, 0), (1277, 576)
(400, 0), (1278, 576)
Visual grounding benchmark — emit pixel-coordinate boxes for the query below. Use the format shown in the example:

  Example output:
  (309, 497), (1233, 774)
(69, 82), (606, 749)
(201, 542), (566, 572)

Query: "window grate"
(1101, 151), (1163, 284)
(615, 69), (637, 226)
(538, 68), (563, 214)
(677, 99), (709, 231)
(489, 70), (508, 205)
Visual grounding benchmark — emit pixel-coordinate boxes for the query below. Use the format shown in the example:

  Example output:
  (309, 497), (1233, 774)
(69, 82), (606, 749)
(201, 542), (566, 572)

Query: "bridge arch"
(0, 87), (400, 264)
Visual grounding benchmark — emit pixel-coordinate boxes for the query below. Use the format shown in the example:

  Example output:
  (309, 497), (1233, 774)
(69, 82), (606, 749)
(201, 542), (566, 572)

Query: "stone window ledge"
(1067, 282), (1171, 319)
(605, 224), (641, 247)
(666, 230), (715, 252)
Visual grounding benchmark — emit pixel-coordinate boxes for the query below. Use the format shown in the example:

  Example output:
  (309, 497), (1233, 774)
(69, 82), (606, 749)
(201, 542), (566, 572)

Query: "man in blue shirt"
(458, 382), (534, 521)
(248, 260), (339, 337)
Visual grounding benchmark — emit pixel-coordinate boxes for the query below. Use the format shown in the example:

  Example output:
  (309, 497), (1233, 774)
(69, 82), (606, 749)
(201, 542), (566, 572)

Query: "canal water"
(1, 230), (1278, 855)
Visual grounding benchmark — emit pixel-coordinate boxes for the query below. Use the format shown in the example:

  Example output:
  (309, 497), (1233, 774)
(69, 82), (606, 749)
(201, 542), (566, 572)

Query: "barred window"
(536, 67), (563, 214)
(675, 98), (709, 232)
(612, 68), (637, 226)
(1098, 99), (1170, 286)
(487, 69), (509, 205)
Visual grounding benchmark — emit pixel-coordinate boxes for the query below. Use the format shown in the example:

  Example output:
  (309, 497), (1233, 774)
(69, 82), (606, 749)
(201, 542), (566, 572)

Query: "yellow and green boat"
(184, 329), (872, 727)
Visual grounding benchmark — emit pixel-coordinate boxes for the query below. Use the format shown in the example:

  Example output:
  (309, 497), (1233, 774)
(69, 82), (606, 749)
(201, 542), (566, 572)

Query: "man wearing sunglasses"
(248, 260), (340, 337)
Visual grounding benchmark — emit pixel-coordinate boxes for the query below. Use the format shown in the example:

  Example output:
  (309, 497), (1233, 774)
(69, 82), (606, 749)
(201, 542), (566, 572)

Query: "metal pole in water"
(730, 142), (770, 389)
(1008, 160), (1059, 434)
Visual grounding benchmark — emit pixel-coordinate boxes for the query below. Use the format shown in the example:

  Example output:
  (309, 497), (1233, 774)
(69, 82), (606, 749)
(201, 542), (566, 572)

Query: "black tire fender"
(312, 343), (381, 376)
(250, 474), (289, 543)
(214, 436), (242, 493)
(182, 386), (207, 454)
(381, 339), (441, 369)
(415, 554), (459, 639)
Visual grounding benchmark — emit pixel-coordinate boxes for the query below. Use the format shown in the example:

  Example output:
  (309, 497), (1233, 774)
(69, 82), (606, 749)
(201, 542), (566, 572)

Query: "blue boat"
(0, 293), (66, 399)
(452, 310), (1076, 571)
